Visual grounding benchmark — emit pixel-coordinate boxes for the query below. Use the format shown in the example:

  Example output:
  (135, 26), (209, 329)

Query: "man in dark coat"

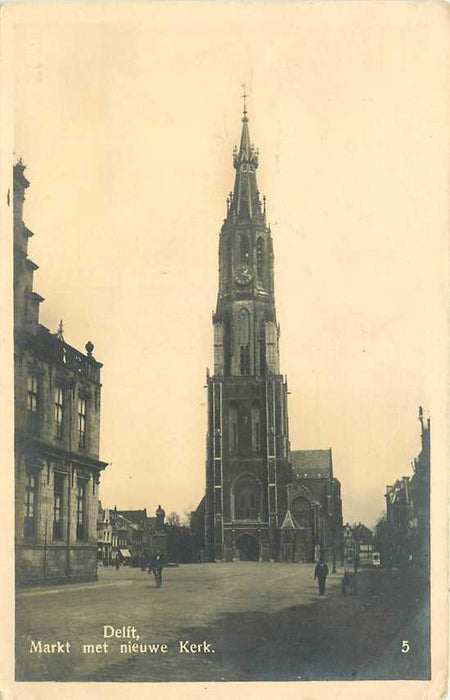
(148, 551), (164, 588)
(314, 557), (329, 596)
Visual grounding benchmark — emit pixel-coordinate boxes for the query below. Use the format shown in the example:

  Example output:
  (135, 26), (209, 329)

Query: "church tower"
(205, 100), (292, 562)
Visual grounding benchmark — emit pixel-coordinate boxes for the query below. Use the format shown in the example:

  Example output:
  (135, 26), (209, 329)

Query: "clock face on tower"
(234, 263), (253, 286)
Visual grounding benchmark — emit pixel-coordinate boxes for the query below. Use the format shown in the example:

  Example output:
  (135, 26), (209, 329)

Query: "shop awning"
(119, 549), (132, 558)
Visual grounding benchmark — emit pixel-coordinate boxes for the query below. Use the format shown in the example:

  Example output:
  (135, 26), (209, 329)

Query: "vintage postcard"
(0, 2), (449, 699)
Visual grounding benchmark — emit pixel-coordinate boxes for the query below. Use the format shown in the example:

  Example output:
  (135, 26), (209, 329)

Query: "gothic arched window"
(292, 497), (311, 529)
(229, 404), (238, 452)
(257, 237), (264, 284)
(239, 309), (250, 344)
(240, 347), (250, 376)
(233, 474), (261, 521)
(240, 235), (250, 264)
(251, 403), (261, 452)
(265, 322), (278, 372)
(238, 308), (251, 376)
(259, 319), (266, 375)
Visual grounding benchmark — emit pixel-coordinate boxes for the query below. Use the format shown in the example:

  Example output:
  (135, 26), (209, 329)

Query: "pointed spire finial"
(55, 319), (65, 341)
(241, 83), (248, 121)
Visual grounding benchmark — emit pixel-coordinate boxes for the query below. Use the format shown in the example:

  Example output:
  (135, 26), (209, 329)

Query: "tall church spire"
(214, 102), (279, 378)
(205, 99), (291, 563)
(229, 99), (263, 222)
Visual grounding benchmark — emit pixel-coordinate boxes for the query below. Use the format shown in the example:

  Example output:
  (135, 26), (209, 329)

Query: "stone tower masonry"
(205, 103), (292, 562)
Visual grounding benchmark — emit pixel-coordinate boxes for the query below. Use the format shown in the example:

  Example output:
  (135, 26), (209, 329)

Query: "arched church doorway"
(235, 534), (260, 561)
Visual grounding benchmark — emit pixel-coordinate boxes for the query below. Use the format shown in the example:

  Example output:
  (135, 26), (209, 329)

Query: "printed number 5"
(401, 640), (410, 653)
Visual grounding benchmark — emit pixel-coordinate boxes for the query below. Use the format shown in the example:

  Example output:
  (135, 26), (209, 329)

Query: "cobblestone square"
(16, 562), (429, 682)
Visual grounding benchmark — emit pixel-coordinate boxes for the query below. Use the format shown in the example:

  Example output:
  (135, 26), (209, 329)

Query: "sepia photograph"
(1, 2), (449, 697)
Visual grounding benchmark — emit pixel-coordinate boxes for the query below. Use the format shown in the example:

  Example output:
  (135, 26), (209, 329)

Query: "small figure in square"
(314, 556), (329, 596)
(342, 569), (357, 595)
(148, 550), (164, 588)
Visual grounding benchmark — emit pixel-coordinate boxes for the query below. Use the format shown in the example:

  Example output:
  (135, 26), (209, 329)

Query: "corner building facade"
(13, 162), (108, 586)
(205, 107), (292, 562)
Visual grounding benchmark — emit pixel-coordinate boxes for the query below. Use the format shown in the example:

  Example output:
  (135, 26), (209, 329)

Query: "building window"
(76, 480), (86, 540)
(213, 324), (224, 375)
(259, 319), (266, 375)
(24, 472), (37, 538)
(251, 404), (261, 452)
(240, 346), (250, 375)
(53, 472), (64, 540)
(26, 374), (39, 432)
(229, 404), (238, 452)
(257, 238), (264, 283)
(292, 497), (311, 529)
(54, 387), (64, 441)
(240, 235), (250, 263)
(78, 397), (86, 448)
(265, 322), (278, 372)
(234, 474), (261, 521)
(239, 309), (250, 344)
(239, 309), (250, 375)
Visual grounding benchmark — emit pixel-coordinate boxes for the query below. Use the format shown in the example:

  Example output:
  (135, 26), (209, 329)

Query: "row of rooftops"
(98, 506), (156, 532)
(98, 505), (168, 533)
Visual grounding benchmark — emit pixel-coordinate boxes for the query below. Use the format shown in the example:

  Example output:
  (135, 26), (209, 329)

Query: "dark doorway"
(235, 534), (260, 561)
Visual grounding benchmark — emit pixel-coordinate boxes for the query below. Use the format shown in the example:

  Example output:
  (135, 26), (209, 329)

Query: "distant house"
(343, 523), (355, 562)
(353, 523), (373, 545)
(97, 504), (113, 565)
(98, 506), (168, 563)
(97, 504), (125, 565)
(342, 522), (373, 564)
(385, 408), (430, 569)
(385, 477), (413, 566)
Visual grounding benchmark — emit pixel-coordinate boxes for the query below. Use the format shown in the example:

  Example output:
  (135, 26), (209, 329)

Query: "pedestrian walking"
(115, 556), (120, 570)
(148, 551), (164, 588)
(153, 551), (163, 588)
(314, 557), (329, 596)
(353, 552), (360, 574)
(341, 569), (357, 595)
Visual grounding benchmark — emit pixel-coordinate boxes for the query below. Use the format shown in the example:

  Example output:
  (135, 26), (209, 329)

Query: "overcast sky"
(11, 3), (448, 528)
